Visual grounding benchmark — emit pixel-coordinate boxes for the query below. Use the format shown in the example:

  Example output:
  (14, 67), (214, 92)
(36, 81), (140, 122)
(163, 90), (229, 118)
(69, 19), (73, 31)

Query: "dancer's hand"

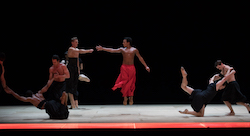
(146, 66), (150, 72)
(53, 72), (59, 78)
(96, 45), (103, 51)
(89, 49), (94, 53)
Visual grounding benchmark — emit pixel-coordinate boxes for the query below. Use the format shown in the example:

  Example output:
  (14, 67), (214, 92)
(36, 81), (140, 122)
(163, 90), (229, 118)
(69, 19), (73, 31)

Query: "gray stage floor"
(0, 104), (250, 123)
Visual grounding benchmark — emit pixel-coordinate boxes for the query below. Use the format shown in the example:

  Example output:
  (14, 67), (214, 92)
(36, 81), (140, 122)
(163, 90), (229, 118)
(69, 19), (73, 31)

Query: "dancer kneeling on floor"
(2, 73), (69, 119)
(179, 66), (235, 117)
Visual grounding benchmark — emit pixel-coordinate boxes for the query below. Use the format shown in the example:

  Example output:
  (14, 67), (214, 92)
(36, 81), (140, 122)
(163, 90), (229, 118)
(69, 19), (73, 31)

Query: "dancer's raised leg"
(180, 67), (194, 95)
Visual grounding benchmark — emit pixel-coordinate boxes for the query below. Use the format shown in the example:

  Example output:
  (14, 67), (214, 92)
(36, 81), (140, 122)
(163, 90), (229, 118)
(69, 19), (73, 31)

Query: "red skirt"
(112, 64), (136, 97)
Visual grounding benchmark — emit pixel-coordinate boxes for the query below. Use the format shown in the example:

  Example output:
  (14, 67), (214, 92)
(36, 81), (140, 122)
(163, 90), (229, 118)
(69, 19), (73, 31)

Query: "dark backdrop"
(1, 1), (250, 105)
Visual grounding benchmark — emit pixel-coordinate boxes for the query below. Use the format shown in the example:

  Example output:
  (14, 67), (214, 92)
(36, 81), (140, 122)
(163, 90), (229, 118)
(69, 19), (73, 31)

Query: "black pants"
(45, 100), (69, 119)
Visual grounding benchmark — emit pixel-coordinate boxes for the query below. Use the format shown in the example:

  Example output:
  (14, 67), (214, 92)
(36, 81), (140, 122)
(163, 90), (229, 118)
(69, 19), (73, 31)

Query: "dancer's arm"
(135, 49), (150, 72)
(8, 87), (30, 102)
(216, 70), (236, 90)
(1, 64), (12, 94)
(38, 78), (54, 94)
(209, 74), (220, 84)
(0, 64), (6, 89)
(69, 47), (93, 54)
(78, 49), (94, 54)
(96, 45), (122, 53)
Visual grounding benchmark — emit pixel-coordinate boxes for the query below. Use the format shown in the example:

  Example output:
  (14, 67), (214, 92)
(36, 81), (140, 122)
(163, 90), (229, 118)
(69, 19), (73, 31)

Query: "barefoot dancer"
(179, 67), (235, 117)
(214, 60), (250, 115)
(67, 37), (93, 109)
(4, 76), (69, 119)
(96, 37), (150, 105)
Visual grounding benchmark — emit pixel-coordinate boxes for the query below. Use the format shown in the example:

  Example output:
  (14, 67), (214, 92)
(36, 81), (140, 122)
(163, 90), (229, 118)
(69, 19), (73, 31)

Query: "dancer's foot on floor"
(225, 111), (235, 116)
(123, 97), (128, 105)
(179, 109), (188, 114)
(129, 97), (133, 105)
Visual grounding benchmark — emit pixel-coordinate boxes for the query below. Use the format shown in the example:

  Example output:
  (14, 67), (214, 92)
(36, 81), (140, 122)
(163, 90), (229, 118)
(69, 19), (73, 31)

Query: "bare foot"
(225, 111), (235, 116)
(181, 67), (187, 77)
(60, 92), (67, 105)
(245, 103), (250, 113)
(129, 97), (133, 105)
(123, 97), (128, 105)
(179, 109), (188, 114)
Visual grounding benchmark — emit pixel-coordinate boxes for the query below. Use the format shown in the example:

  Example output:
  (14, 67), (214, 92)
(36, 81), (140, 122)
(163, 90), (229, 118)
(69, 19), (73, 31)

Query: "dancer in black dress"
(179, 67), (236, 117)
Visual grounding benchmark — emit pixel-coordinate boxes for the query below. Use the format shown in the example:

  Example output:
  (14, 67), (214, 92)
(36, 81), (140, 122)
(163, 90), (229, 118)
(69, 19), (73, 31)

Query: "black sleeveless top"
(201, 83), (217, 103)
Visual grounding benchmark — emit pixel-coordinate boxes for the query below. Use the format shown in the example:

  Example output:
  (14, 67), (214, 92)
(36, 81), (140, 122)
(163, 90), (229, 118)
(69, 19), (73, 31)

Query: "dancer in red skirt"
(96, 37), (150, 105)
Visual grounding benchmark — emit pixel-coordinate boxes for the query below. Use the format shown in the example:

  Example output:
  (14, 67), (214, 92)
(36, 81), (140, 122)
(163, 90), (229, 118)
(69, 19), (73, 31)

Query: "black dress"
(190, 83), (217, 112)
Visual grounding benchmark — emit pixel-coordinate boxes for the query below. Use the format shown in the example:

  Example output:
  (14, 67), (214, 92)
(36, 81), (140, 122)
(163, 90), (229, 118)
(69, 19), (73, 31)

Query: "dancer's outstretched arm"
(96, 45), (122, 53)
(38, 78), (54, 94)
(0, 64), (6, 89)
(6, 87), (30, 102)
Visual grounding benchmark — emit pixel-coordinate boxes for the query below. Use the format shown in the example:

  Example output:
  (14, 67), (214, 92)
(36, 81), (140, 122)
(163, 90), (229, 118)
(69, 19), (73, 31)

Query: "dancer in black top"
(179, 67), (236, 117)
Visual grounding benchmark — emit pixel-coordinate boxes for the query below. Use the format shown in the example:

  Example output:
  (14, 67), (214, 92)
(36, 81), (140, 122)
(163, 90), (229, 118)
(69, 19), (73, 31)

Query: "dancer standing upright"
(96, 37), (150, 105)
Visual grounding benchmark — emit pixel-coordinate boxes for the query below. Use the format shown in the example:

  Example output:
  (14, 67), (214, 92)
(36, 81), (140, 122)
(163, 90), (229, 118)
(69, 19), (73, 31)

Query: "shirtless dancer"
(96, 37), (150, 105)
(179, 67), (235, 117)
(67, 37), (93, 109)
(47, 55), (70, 103)
(214, 60), (250, 115)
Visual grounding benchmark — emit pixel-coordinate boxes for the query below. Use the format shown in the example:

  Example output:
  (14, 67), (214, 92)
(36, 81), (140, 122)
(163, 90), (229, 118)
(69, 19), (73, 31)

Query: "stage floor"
(1, 104), (250, 129)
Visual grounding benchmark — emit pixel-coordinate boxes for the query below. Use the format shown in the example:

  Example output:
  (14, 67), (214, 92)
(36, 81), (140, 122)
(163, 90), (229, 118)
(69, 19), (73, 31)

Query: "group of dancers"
(0, 37), (150, 119)
(179, 61), (249, 117)
(0, 37), (249, 119)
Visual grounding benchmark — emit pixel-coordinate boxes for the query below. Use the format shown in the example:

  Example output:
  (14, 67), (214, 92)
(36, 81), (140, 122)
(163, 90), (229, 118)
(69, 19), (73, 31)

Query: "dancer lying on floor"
(179, 66), (235, 117)
(3, 76), (69, 119)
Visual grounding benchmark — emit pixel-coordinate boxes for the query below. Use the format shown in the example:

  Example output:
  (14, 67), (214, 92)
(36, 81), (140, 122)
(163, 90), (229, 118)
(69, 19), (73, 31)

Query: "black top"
(190, 83), (217, 112)
(202, 83), (217, 103)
